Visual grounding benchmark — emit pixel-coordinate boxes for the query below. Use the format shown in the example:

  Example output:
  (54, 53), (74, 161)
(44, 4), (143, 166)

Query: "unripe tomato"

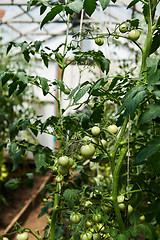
(95, 38), (104, 46)
(128, 29), (140, 41)
(55, 175), (64, 183)
(107, 124), (118, 134)
(68, 157), (74, 167)
(58, 156), (69, 167)
(64, 87), (71, 95)
(59, 166), (69, 175)
(3, 237), (9, 240)
(70, 213), (82, 224)
(128, 204), (133, 214)
(93, 233), (101, 240)
(119, 23), (128, 33)
(80, 144), (95, 159)
(100, 139), (107, 148)
(80, 232), (93, 240)
(117, 195), (125, 203)
(118, 203), (126, 211)
(91, 126), (100, 136)
(76, 154), (83, 160)
(92, 213), (102, 223)
(84, 200), (92, 207)
(86, 220), (93, 227)
(140, 215), (145, 222)
(16, 232), (29, 240)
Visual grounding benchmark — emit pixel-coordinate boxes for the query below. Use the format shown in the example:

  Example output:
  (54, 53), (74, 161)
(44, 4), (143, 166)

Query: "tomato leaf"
(117, 85), (147, 117)
(63, 189), (79, 208)
(135, 137), (160, 164)
(84, 0), (96, 16)
(39, 201), (53, 217)
(68, 0), (83, 13)
(73, 85), (90, 104)
(34, 153), (46, 172)
(98, 0), (110, 10)
(139, 104), (160, 124)
(127, 0), (140, 9)
(138, 223), (158, 240)
(129, 210), (140, 224)
(39, 77), (49, 95)
(4, 178), (22, 190)
(40, 5), (63, 29)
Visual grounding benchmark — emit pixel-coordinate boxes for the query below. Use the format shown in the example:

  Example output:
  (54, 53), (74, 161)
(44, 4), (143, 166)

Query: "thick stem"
(140, 0), (153, 76)
(110, 117), (128, 173)
(112, 146), (128, 233)
(50, 183), (60, 240)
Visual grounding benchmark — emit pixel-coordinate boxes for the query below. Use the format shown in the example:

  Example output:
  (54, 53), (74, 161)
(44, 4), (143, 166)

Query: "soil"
(0, 162), (51, 238)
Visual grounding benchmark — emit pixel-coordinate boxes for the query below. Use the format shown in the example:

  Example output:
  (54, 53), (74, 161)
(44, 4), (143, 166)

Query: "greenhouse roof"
(0, 0), (143, 45)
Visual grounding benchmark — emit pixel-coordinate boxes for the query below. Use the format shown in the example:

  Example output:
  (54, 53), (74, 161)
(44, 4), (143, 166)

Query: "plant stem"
(50, 183), (60, 240)
(110, 117), (128, 173)
(112, 146), (128, 233)
(140, 0), (153, 76)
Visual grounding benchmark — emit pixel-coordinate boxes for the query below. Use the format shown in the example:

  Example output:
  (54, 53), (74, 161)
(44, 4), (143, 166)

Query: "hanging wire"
(127, 115), (130, 199)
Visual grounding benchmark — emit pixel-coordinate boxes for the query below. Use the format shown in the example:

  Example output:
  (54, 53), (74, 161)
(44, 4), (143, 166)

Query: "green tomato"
(3, 237), (9, 240)
(55, 175), (64, 183)
(92, 213), (102, 223)
(140, 215), (145, 222)
(100, 139), (107, 148)
(128, 29), (140, 41)
(16, 232), (29, 240)
(119, 23), (128, 33)
(76, 154), (83, 160)
(117, 195), (125, 203)
(128, 204), (133, 214)
(91, 126), (100, 136)
(58, 156), (69, 167)
(118, 203), (126, 211)
(68, 157), (74, 167)
(80, 144), (95, 159)
(107, 124), (118, 134)
(70, 213), (82, 224)
(64, 87), (71, 95)
(95, 38), (104, 46)
(86, 220), (93, 227)
(93, 233), (101, 240)
(59, 166), (69, 175)
(80, 232), (93, 240)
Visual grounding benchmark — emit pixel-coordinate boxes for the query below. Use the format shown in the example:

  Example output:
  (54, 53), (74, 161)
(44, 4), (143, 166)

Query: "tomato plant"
(1, 0), (160, 239)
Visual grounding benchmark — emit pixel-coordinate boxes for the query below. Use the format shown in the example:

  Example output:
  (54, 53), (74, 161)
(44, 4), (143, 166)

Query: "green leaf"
(34, 153), (46, 172)
(129, 210), (140, 224)
(150, 30), (160, 54)
(5, 178), (22, 190)
(0, 71), (14, 86)
(139, 104), (160, 124)
(63, 189), (79, 208)
(98, 0), (110, 10)
(84, 0), (96, 16)
(68, 0), (83, 13)
(39, 77), (49, 95)
(73, 85), (90, 104)
(138, 223), (158, 240)
(40, 5), (63, 29)
(127, 0), (140, 9)
(117, 85), (147, 117)
(39, 201), (53, 217)
(8, 142), (22, 171)
(68, 84), (80, 99)
(117, 234), (129, 240)
(146, 58), (160, 86)
(135, 137), (160, 164)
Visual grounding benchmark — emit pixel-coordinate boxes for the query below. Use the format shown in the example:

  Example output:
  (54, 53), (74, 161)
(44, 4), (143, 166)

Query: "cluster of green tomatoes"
(94, 21), (141, 47)
(0, 164), (8, 182)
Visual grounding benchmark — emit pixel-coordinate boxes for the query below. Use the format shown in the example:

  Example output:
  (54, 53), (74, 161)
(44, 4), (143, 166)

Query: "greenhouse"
(0, 0), (160, 239)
